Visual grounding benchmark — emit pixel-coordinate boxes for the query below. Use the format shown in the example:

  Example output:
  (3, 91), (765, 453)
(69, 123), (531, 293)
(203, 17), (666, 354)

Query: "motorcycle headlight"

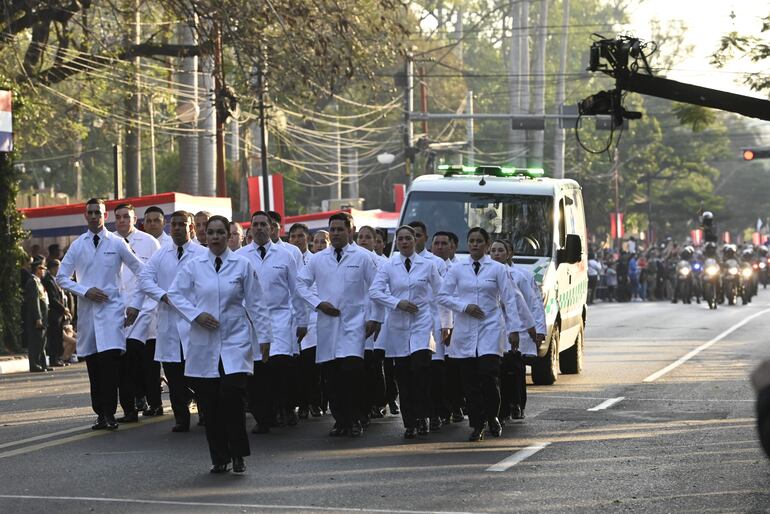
(729, 267), (738, 275)
(706, 266), (719, 276)
(679, 268), (691, 276)
(761, 262), (767, 269)
(742, 268), (753, 279)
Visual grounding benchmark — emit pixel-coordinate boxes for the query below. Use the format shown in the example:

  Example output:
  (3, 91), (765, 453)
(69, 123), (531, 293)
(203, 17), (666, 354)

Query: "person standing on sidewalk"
(24, 257), (50, 372)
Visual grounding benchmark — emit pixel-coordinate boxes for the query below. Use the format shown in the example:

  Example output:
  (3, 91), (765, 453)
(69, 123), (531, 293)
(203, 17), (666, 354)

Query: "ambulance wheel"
(560, 323), (583, 375)
(532, 326), (559, 385)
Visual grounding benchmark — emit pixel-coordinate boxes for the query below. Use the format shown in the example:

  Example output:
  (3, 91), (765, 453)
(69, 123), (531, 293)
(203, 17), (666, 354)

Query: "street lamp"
(377, 152), (395, 165)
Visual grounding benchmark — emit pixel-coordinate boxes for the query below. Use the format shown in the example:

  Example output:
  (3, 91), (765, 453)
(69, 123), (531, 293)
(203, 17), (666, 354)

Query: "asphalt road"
(1, 291), (770, 513)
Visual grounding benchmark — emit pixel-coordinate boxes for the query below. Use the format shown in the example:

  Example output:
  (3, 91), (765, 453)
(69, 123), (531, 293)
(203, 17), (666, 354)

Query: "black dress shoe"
(388, 401), (400, 415)
(252, 424), (270, 434)
(511, 405), (525, 420)
(429, 418), (442, 431)
(29, 366), (46, 373)
(210, 463), (229, 474)
(275, 410), (286, 427)
(488, 418), (502, 437)
(171, 424), (190, 433)
(417, 418), (429, 436)
(329, 425), (349, 437)
(50, 360), (65, 367)
(360, 416), (370, 428)
(232, 457), (246, 473)
(91, 416), (107, 430)
(309, 405), (323, 417)
(44, 366), (54, 371)
(117, 411), (139, 423)
(350, 422), (363, 438)
(451, 411), (464, 423)
(142, 406), (164, 417)
(135, 397), (149, 412)
(197, 414), (206, 426)
(403, 427), (417, 439)
(286, 409), (298, 426)
(370, 407), (385, 419)
(468, 427), (484, 442)
(105, 415), (119, 431)
(298, 408), (309, 420)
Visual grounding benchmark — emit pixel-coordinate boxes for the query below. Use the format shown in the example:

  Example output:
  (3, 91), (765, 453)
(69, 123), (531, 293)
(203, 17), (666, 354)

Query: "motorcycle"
(702, 258), (720, 310)
(672, 260), (693, 304)
(760, 259), (769, 289)
(741, 262), (755, 305)
(723, 259), (740, 306)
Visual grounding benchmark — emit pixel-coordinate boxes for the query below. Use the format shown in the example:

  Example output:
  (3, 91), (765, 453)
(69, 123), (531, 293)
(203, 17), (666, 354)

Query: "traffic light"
(742, 147), (770, 160)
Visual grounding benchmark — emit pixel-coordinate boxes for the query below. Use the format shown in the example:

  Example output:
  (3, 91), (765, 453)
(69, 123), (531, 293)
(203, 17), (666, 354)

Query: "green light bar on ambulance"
(437, 164), (545, 178)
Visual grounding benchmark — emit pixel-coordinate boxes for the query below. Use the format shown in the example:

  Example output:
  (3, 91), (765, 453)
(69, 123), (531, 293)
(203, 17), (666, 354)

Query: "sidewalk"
(0, 354), (31, 375)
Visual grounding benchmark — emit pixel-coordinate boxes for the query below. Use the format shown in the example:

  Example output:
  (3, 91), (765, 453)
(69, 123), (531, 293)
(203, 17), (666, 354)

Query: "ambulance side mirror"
(557, 234), (582, 265)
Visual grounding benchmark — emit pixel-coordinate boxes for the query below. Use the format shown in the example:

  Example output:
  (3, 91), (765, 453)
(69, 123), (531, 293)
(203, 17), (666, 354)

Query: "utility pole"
(613, 147), (621, 251)
(125, 0), (141, 197)
(256, 48), (270, 211)
(553, 0), (570, 179)
(418, 66), (428, 137)
(466, 90), (474, 166)
(335, 101), (343, 199)
(198, 23), (216, 197)
(213, 23), (227, 197)
(176, 18), (198, 195)
(404, 51), (414, 184)
(148, 95), (157, 195)
(113, 141), (123, 200)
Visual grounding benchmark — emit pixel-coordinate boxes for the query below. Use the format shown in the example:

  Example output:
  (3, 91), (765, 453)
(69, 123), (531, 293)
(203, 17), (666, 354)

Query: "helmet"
(704, 241), (717, 255)
(702, 211), (714, 220)
(759, 245), (769, 256)
(742, 247), (754, 258)
(723, 244), (736, 258)
(680, 245), (694, 259)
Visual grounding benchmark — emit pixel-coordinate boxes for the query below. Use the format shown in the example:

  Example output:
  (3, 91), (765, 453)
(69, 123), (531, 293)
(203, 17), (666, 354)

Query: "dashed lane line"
(587, 397), (625, 411)
(486, 442), (551, 472)
(642, 307), (770, 383)
(0, 424), (91, 450)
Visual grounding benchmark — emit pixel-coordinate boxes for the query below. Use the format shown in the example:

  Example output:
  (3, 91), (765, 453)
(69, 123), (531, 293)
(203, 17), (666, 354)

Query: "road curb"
(0, 357), (31, 375)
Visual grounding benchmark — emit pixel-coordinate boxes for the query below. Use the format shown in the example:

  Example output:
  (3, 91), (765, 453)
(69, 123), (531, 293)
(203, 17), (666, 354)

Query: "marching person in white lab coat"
(56, 198), (145, 431)
(143, 206), (173, 248)
(113, 203), (162, 422)
(138, 210), (208, 432)
(491, 240), (546, 421)
(268, 210), (304, 270)
(356, 225), (389, 422)
(167, 215), (272, 474)
(370, 225), (450, 438)
(437, 227), (534, 442)
(237, 211), (308, 432)
(296, 213), (384, 437)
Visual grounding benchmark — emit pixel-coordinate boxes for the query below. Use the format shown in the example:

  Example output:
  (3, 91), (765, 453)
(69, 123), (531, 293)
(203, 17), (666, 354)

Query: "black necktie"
(215, 256), (222, 273)
(473, 261), (480, 275)
(335, 248), (342, 263)
(405, 257), (411, 272)
(93, 234), (100, 248)
(258, 246), (266, 259)
(177, 245), (184, 261)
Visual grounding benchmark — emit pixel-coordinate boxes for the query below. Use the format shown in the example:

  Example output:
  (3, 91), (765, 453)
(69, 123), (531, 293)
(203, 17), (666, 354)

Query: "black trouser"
(119, 339), (144, 413)
(430, 359), (450, 421)
(587, 275), (598, 304)
(268, 354), (298, 414)
(322, 356), (365, 429)
(141, 339), (162, 409)
(299, 347), (322, 410)
(458, 355), (502, 429)
(393, 350), (432, 428)
(364, 349), (386, 413)
(188, 363), (249, 466)
(46, 316), (63, 363)
(500, 351), (527, 417)
(247, 361), (272, 428)
(85, 349), (122, 417)
(162, 360), (191, 427)
(26, 327), (47, 369)
(445, 356), (465, 414)
(384, 357), (398, 405)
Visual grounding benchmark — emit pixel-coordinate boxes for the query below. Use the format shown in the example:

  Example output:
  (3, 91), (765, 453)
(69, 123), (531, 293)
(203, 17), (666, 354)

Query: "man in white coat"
(113, 203), (161, 422)
(268, 210), (304, 270)
(296, 213), (384, 437)
(139, 210), (207, 432)
(143, 206), (173, 247)
(57, 198), (145, 431)
(237, 211), (308, 431)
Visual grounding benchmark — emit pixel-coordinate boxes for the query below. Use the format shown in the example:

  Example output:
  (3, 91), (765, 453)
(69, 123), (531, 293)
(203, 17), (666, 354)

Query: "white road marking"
(0, 424), (91, 450)
(642, 307), (770, 383)
(587, 397), (625, 411)
(486, 442), (551, 472)
(0, 495), (477, 514)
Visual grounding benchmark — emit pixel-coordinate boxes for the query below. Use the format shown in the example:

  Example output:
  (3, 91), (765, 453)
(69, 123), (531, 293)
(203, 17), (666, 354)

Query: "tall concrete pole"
(124, 0), (142, 198)
(198, 51), (217, 197)
(553, 0), (570, 179)
(176, 19), (198, 194)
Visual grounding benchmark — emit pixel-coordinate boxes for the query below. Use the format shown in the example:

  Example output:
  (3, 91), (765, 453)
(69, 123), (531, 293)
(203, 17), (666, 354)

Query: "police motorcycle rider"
(758, 245), (770, 289)
(702, 241), (721, 310)
(740, 246), (758, 304)
(672, 245), (695, 304)
(721, 244), (741, 306)
(691, 249), (704, 304)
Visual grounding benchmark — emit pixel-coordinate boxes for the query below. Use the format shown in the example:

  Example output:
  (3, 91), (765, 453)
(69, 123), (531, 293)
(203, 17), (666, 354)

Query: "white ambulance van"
(398, 165), (588, 384)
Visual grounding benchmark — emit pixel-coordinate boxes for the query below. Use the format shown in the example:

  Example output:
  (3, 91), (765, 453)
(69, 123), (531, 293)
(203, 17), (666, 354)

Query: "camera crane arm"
(579, 36), (770, 124)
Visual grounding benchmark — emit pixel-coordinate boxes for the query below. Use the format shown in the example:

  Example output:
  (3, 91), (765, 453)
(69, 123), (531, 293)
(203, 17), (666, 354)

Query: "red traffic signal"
(742, 147), (770, 161)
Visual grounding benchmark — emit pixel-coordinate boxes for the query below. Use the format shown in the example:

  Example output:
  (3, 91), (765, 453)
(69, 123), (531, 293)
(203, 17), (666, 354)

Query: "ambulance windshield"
(400, 191), (554, 257)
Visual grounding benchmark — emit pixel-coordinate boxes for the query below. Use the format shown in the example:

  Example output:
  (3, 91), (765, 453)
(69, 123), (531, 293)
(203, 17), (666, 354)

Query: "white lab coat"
(509, 266), (546, 356)
(236, 241), (308, 358)
(56, 228), (145, 357)
(157, 231), (173, 248)
(365, 251), (388, 351)
(418, 249), (451, 361)
(298, 250), (319, 351)
(369, 252), (450, 358)
(117, 229), (161, 342)
(167, 249), (272, 378)
(437, 255), (529, 358)
(275, 239), (304, 271)
(138, 240), (208, 362)
(296, 244), (384, 363)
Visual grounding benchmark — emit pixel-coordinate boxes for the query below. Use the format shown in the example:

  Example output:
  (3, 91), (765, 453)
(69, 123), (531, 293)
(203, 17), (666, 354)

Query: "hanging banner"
(393, 184), (406, 213)
(610, 212), (624, 240)
(0, 90), (12, 152)
(691, 229), (703, 246)
(247, 174), (285, 224)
